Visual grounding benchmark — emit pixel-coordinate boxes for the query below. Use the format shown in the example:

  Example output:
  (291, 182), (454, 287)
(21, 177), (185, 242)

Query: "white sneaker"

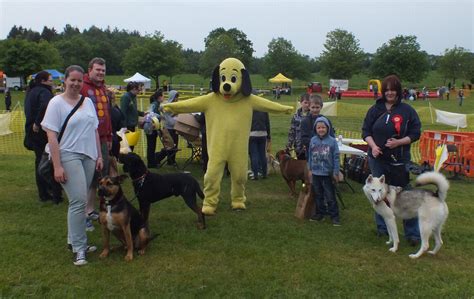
(73, 251), (87, 266)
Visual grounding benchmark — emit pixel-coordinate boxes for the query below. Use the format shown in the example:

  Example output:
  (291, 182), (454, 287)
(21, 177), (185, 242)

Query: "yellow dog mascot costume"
(163, 58), (293, 215)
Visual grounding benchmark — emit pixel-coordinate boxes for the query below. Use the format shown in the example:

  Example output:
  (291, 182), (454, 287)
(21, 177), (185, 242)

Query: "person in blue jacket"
(308, 116), (340, 226)
(300, 94), (335, 159)
(361, 74), (422, 246)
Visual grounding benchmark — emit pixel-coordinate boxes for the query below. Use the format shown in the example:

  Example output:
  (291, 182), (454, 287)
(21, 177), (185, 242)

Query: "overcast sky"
(0, 0), (472, 58)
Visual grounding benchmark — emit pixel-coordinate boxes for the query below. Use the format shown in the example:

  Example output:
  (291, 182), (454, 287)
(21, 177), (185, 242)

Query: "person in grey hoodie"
(156, 90), (180, 166)
(307, 116), (341, 226)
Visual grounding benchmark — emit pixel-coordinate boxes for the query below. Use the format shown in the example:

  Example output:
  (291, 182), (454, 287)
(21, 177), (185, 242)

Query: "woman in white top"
(41, 65), (103, 266)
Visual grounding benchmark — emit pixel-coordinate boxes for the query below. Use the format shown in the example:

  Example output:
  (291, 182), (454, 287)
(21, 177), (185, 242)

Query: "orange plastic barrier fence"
(419, 130), (474, 177)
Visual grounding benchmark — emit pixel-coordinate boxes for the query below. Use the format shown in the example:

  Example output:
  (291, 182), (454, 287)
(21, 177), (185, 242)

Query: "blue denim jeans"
(312, 175), (339, 221)
(61, 151), (96, 253)
(368, 156), (420, 240)
(249, 136), (267, 177)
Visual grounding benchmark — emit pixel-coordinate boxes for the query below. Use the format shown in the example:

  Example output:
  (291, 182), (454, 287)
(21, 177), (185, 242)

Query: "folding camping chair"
(180, 136), (202, 170)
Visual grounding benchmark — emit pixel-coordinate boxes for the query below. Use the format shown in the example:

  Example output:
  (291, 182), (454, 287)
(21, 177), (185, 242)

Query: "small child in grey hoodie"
(307, 116), (341, 225)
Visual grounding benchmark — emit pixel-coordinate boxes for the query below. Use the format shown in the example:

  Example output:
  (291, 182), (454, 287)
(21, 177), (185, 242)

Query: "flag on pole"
(434, 143), (448, 172)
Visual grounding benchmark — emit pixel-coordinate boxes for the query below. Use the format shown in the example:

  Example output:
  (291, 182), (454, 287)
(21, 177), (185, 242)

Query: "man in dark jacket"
(24, 71), (62, 203)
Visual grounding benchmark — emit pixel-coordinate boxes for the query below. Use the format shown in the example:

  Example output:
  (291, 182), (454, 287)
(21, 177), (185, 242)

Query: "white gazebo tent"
(124, 72), (152, 90)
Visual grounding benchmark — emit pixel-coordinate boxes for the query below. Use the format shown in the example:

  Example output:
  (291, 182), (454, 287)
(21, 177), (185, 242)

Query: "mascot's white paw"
(202, 206), (216, 216)
(408, 254), (419, 259)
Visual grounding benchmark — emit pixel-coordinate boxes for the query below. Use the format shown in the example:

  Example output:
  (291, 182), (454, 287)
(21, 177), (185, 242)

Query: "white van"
(6, 77), (23, 90)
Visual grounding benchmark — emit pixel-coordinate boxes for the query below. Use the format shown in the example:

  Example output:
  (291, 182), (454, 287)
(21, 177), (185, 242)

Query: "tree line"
(0, 25), (473, 87)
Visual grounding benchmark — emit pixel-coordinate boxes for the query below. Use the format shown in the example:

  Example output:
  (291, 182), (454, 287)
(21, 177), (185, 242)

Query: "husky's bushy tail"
(415, 171), (450, 201)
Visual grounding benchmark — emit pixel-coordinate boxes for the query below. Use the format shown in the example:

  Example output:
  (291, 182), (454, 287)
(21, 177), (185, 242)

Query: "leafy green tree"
(262, 37), (310, 80)
(182, 49), (202, 74)
(247, 57), (264, 74)
(204, 28), (254, 67)
(0, 39), (62, 77)
(307, 56), (321, 73)
(54, 35), (93, 70)
(40, 26), (58, 42)
(319, 29), (365, 79)
(122, 33), (184, 88)
(199, 34), (239, 77)
(89, 39), (122, 75)
(62, 24), (81, 38)
(371, 35), (429, 82)
(438, 46), (472, 85)
(6, 25), (41, 42)
(7, 25), (24, 39)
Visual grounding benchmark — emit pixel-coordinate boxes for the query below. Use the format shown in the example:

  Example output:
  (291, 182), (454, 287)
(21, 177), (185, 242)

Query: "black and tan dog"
(276, 149), (311, 197)
(119, 152), (206, 229)
(98, 175), (151, 261)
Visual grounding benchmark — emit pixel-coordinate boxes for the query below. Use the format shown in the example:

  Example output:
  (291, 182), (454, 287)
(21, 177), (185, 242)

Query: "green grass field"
(1, 89), (474, 296)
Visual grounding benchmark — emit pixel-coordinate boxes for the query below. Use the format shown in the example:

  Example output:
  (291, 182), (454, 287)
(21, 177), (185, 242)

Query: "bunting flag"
(434, 143), (448, 172)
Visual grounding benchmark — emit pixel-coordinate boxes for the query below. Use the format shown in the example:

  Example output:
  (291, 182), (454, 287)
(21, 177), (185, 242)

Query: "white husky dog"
(363, 171), (449, 259)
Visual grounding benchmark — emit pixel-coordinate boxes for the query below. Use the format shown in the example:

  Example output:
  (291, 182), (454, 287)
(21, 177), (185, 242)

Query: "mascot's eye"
(231, 75), (237, 83)
(221, 75), (226, 82)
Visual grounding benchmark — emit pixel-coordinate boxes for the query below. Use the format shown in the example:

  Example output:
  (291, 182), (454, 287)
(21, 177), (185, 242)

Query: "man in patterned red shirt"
(81, 57), (112, 230)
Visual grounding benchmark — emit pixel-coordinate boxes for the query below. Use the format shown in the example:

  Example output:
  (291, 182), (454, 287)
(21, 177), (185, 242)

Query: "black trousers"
(146, 130), (158, 166)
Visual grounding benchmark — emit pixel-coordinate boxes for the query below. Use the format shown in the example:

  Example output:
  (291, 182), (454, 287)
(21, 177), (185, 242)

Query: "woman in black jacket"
(24, 71), (62, 203)
(362, 74), (422, 245)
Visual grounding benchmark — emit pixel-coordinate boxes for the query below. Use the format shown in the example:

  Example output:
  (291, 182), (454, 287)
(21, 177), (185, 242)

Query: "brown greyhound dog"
(275, 149), (311, 197)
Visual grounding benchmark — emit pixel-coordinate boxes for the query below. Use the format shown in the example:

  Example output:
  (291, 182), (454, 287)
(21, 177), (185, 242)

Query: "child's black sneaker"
(310, 215), (324, 222)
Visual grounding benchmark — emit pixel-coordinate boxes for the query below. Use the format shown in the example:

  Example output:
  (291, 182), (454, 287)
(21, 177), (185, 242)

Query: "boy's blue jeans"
(312, 175), (339, 221)
(368, 156), (420, 240)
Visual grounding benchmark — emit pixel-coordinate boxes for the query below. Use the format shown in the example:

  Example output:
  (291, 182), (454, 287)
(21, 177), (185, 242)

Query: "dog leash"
(129, 171), (149, 203)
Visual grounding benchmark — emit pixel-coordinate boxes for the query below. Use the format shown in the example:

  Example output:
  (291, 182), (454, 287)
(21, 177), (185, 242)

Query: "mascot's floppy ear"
(241, 68), (252, 96)
(211, 65), (220, 93)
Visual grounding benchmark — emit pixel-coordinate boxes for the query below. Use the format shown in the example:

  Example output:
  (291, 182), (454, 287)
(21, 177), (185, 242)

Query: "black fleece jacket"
(362, 96), (421, 161)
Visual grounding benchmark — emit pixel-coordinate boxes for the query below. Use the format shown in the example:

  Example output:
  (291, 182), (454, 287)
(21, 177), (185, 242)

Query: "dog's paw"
(197, 222), (206, 230)
(389, 247), (398, 253)
(99, 250), (109, 259)
(124, 254), (134, 261)
(408, 253), (420, 259)
(202, 206), (216, 216)
(137, 249), (145, 256)
(385, 240), (392, 245)
(427, 250), (436, 255)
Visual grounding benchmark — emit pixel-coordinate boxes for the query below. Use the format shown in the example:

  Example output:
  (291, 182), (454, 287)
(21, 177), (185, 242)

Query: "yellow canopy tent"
(268, 73), (292, 83)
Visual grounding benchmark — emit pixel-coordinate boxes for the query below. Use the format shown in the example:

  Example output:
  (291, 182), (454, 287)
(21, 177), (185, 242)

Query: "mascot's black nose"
(223, 83), (231, 92)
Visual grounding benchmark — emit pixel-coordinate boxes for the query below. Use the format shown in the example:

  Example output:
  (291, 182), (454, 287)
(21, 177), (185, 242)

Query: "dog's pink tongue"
(224, 94), (231, 100)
